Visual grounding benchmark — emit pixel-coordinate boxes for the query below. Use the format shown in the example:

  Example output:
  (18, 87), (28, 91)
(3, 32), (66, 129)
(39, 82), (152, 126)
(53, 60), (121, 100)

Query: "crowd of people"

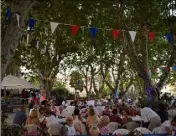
(12, 92), (176, 136)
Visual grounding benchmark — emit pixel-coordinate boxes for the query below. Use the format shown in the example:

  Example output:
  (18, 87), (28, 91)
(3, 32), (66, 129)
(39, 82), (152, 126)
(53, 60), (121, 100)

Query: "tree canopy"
(2, 0), (176, 101)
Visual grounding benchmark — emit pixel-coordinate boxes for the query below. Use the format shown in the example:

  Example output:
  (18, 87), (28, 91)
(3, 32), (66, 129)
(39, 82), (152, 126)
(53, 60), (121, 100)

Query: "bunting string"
(5, 8), (176, 72)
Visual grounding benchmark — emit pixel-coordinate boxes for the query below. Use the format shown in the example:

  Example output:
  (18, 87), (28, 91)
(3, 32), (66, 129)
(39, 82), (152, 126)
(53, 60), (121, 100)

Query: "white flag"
(37, 40), (39, 49)
(170, 67), (173, 72)
(129, 31), (136, 42)
(16, 14), (20, 27)
(50, 22), (59, 33)
(27, 34), (29, 44)
(44, 46), (46, 52)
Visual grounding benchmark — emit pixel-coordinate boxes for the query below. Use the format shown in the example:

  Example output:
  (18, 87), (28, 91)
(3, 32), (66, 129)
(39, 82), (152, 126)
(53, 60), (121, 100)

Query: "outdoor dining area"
(11, 98), (176, 136)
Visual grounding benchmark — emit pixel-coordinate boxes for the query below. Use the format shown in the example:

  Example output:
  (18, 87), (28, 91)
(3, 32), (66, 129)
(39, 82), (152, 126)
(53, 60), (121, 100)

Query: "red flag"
(148, 32), (155, 43)
(71, 25), (80, 36)
(166, 67), (170, 73)
(112, 30), (120, 40)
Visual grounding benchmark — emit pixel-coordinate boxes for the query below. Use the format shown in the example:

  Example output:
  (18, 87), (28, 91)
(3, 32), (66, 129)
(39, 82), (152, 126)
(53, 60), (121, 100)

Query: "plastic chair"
(134, 127), (152, 134)
(152, 127), (162, 134)
(125, 121), (139, 132)
(108, 122), (120, 133)
(113, 129), (130, 135)
(48, 123), (63, 136)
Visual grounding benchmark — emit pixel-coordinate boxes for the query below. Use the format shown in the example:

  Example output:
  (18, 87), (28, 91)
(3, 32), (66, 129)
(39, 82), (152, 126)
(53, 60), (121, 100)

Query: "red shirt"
(109, 114), (122, 124)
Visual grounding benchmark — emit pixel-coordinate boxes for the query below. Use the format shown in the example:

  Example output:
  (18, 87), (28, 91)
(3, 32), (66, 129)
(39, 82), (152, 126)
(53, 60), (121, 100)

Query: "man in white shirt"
(137, 107), (161, 131)
(160, 116), (176, 135)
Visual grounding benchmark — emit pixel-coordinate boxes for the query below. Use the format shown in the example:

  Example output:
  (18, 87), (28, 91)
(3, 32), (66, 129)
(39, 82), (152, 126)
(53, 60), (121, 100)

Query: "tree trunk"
(1, 1), (37, 80)
(39, 78), (53, 99)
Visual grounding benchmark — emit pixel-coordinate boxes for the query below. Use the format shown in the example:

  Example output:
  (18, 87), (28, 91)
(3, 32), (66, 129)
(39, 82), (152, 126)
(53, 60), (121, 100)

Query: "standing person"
(137, 107), (161, 131)
(157, 103), (168, 123)
(39, 91), (46, 104)
(13, 105), (27, 127)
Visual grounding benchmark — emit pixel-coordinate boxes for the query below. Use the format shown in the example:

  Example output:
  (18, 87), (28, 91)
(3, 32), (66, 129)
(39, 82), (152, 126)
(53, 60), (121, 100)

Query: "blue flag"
(147, 87), (152, 101)
(174, 65), (176, 71)
(165, 33), (172, 43)
(90, 27), (98, 39)
(28, 18), (37, 30)
(114, 89), (119, 100)
(6, 8), (11, 23)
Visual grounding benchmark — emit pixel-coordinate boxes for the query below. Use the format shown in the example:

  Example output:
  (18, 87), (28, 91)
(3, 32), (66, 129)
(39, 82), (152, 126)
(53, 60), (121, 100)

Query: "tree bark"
(39, 77), (53, 98)
(1, 1), (37, 80)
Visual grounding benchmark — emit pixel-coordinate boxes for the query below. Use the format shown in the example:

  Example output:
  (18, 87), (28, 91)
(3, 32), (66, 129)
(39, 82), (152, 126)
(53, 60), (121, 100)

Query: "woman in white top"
(73, 108), (86, 135)
(65, 116), (76, 136)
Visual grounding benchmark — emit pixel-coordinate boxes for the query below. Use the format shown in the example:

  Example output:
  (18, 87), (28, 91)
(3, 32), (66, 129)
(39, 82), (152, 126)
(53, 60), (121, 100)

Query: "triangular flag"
(27, 33), (30, 44)
(148, 32), (155, 43)
(28, 18), (37, 30)
(6, 7), (11, 23)
(174, 65), (176, 71)
(170, 67), (173, 72)
(166, 67), (169, 73)
(16, 14), (20, 27)
(71, 25), (80, 36)
(90, 27), (98, 39)
(129, 31), (136, 42)
(112, 30), (120, 40)
(50, 22), (59, 33)
(37, 40), (39, 49)
(165, 33), (173, 43)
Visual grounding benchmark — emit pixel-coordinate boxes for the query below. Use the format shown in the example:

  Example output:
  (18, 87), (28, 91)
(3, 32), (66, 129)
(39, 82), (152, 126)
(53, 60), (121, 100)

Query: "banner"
(28, 18), (37, 30)
(6, 8), (11, 23)
(166, 33), (172, 43)
(90, 27), (98, 39)
(50, 22), (59, 33)
(129, 31), (136, 42)
(37, 40), (39, 49)
(16, 14), (20, 27)
(112, 30), (120, 40)
(148, 32), (155, 43)
(71, 25), (80, 36)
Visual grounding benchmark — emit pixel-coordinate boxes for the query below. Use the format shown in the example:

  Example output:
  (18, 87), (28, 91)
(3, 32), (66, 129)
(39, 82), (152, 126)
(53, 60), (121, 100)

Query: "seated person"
(121, 109), (131, 124)
(160, 115), (176, 135)
(86, 108), (100, 128)
(65, 116), (76, 136)
(109, 109), (122, 124)
(98, 115), (111, 135)
(73, 114), (87, 135)
(57, 106), (68, 118)
(25, 110), (40, 126)
(103, 106), (111, 116)
(13, 105), (27, 126)
(44, 110), (59, 127)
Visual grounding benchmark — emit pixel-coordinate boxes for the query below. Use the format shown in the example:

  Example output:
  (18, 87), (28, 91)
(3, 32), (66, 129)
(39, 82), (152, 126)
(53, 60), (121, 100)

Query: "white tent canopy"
(1, 75), (39, 89)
